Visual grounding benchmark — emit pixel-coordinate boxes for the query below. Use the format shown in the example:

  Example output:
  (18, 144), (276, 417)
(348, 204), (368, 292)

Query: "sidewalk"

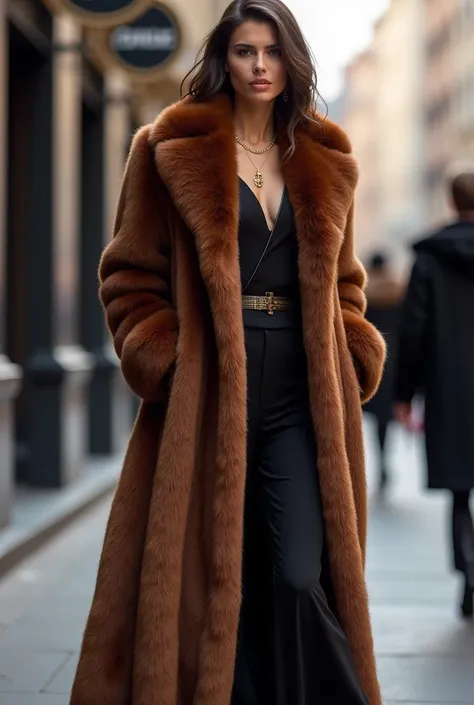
(0, 454), (122, 579)
(0, 420), (473, 704)
(364, 419), (474, 704)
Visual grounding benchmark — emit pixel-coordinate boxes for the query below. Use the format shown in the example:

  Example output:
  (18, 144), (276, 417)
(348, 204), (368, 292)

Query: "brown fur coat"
(70, 93), (385, 705)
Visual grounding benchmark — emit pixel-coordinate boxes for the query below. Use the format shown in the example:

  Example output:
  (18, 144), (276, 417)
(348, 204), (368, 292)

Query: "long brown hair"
(181, 0), (326, 158)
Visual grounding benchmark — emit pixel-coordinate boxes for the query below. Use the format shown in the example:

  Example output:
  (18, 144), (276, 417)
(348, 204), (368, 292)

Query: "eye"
(237, 48), (253, 56)
(269, 49), (282, 57)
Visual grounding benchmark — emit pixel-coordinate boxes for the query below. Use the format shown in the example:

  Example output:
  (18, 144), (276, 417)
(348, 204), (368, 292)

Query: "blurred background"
(0, 1), (473, 703)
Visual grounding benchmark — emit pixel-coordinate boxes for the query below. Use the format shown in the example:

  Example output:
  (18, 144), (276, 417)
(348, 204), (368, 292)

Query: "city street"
(0, 419), (473, 704)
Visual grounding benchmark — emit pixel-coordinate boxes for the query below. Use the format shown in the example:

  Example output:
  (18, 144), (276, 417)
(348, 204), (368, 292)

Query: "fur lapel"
(150, 94), (240, 263)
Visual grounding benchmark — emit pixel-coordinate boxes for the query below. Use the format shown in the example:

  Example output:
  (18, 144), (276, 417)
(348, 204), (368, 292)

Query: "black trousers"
(452, 490), (474, 585)
(231, 327), (367, 705)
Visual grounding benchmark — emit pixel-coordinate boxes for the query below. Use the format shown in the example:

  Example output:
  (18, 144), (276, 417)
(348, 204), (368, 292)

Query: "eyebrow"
(234, 42), (280, 49)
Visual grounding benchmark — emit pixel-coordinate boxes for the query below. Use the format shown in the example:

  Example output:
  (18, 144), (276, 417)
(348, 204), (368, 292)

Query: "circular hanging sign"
(89, 4), (181, 80)
(42, 0), (147, 27)
(110, 6), (179, 70)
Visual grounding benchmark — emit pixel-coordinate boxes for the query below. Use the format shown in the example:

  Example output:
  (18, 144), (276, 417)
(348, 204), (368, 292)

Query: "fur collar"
(148, 93), (358, 262)
(150, 92), (353, 153)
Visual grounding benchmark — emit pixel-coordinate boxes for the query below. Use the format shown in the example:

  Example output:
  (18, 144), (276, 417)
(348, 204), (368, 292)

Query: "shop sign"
(43, 0), (146, 27)
(109, 6), (179, 71)
(90, 4), (180, 79)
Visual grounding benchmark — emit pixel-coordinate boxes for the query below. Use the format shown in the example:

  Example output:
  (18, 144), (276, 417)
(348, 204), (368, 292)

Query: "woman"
(70, 1), (385, 704)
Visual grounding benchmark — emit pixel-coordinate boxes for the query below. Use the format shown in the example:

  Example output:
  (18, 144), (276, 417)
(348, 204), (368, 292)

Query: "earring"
(283, 87), (289, 103)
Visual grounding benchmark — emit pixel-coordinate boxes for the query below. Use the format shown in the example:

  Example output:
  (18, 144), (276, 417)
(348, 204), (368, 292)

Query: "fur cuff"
(343, 309), (386, 403)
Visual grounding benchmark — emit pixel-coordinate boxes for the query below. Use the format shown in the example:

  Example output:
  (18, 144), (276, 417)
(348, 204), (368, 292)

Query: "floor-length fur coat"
(70, 93), (386, 705)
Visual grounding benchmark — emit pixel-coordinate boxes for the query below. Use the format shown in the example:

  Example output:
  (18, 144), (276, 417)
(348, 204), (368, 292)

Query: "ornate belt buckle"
(265, 291), (275, 315)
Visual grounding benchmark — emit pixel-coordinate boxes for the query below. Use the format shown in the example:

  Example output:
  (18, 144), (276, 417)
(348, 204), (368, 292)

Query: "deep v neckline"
(238, 176), (286, 233)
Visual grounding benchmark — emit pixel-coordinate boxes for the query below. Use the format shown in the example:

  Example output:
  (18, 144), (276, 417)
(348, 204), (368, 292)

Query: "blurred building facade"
(343, 49), (378, 257)
(0, 0), (218, 529)
(424, 0), (459, 226)
(454, 0), (474, 165)
(373, 0), (425, 262)
(342, 0), (425, 268)
(341, 0), (474, 266)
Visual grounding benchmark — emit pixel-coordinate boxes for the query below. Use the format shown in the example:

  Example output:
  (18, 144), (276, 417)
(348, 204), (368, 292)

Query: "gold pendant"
(254, 170), (263, 188)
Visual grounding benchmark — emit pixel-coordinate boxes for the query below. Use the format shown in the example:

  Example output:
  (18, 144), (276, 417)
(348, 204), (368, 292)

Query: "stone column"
(24, 14), (91, 487)
(0, 0), (22, 524)
(80, 68), (131, 455)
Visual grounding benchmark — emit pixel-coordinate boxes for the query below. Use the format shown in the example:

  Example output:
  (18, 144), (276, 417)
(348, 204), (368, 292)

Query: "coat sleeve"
(99, 126), (178, 402)
(337, 202), (386, 403)
(395, 256), (429, 403)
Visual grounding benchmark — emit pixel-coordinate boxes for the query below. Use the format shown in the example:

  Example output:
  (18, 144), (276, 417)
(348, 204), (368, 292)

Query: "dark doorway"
(6, 18), (53, 481)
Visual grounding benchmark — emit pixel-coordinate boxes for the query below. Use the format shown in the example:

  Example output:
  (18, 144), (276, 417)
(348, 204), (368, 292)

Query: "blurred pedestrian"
(395, 166), (474, 619)
(364, 252), (405, 493)
(69, 0), (385, 703)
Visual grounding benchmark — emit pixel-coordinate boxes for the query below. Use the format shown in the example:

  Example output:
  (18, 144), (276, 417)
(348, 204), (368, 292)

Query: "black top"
(238, 177), (301, 328)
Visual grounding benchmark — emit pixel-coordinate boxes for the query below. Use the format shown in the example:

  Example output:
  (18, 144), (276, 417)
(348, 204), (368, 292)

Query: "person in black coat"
(364, 253), (405, 492)
(395, 168), (474, 619)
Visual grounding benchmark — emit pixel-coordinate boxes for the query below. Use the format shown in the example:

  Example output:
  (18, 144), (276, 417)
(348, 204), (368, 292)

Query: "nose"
(253, 51), (267, 74)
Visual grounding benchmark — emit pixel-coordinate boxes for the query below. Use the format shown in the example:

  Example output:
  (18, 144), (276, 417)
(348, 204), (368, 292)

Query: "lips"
(250, 80), (271, 86)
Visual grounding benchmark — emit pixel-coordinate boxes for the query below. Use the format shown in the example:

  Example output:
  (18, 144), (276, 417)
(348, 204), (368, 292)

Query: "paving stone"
(371, 605), (474, 656)
(43, 653), (78, 694)
(0, 695), (68, 705)
(18, 600), (90, 625)
(368, 577), (457, 605)
(0, 650), (69, 693)
(378, 655), (474, 702)
(0, 613), (84, 652)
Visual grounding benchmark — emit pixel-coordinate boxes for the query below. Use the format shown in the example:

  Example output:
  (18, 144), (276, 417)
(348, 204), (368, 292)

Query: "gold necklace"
(242, 146), (273, 188)
(235, 134), (277, 155)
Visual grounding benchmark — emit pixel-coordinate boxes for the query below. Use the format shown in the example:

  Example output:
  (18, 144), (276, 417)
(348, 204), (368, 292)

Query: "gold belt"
(241, 291), (293, 315)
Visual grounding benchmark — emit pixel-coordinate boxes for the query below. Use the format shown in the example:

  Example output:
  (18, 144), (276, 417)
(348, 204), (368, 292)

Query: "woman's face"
(226, 20), (288, 105)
